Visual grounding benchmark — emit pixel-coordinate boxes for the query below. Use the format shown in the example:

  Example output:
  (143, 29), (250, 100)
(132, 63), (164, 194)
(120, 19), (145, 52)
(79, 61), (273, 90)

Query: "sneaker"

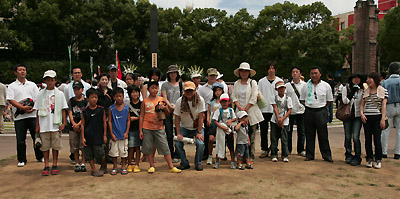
(245, 164), (253, 169)
(172, 159), (179, 163)
(366, 160), (373, 168)
(374, 161), (381, 169)
(350, 159), (361, 166)
(213, 162), (220, 169)
(51, 166), (59, 175)
(70, 160), (76, 165)
(74, 164), (81, 172)
(207, 155), (213, 165)
(37, 157), (44, 162)
(80, 164), (87, 172)
(41, 167), (50, 176)
(177, 165), (190, 170)
(169, 167), (182, 173)
(272, 157), (278, 162)
(259, 150), (268, 158)
(283, 157), (289, 163)
(299, 151), (306, 157)
(237, 164), (244, 170)
(230, 162), (236, 169)
(345, 157), (352, 164)
(195, 165), (203, 171)
(133, 165), (141, 173)
(127, 165), (133, 173)
(147, 167), (155, 174)
(100, 164), (107, 174)
(91, 170), (104, 177)
(17, 162), (25, 167)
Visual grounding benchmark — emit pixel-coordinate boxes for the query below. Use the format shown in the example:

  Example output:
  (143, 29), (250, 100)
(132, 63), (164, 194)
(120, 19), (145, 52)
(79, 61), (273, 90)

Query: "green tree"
(378, 5), (400, 69)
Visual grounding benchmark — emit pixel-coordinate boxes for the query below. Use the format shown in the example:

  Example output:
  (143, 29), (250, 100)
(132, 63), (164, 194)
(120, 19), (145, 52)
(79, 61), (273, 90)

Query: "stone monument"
(352, 0), (380, 74)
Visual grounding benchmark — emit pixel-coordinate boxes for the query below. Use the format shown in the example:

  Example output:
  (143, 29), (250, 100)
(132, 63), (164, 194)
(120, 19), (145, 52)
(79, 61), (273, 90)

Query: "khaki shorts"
(109, 139), (128, 158)
(69, 131), (83, 153)
(40, 131), (62, 151)
(142, 129), (170, 156)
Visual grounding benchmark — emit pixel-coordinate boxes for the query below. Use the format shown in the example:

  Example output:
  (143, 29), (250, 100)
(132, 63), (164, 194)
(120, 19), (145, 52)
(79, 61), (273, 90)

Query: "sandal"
(111, 169), (117, 175)
(246, 164), (253, 169)
(121, 169), (128, 175)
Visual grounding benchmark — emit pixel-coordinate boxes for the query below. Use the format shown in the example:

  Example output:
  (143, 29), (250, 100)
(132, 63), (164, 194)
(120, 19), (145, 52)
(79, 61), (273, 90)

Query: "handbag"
(369, 95), (389, 130)
(336, 98), (351, 121)
(250, 80), (268, 109)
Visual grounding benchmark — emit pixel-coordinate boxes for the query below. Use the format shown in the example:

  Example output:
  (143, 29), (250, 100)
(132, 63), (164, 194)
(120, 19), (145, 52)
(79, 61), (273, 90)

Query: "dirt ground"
(0, 127), (399, 199)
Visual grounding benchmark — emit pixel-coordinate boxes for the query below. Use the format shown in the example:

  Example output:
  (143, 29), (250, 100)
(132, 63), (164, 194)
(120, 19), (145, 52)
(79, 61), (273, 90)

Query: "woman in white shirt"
(231, 62), (264, 161)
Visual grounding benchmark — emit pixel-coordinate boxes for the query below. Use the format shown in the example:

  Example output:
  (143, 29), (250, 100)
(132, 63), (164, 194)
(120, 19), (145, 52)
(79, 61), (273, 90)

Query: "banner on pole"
(68, 45), (72, 82)
(116, 50), (122, 79)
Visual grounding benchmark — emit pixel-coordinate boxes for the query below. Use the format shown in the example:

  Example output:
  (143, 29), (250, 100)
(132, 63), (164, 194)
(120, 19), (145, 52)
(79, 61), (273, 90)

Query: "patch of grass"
(355, 182), (364, 186)
(346, 173), (355, 178)
(258, 180), (263, 183)
(365, 169), (376, 173)
(336, 174), (344, 178)
(337, 167), (346, 171)
(353, 193), (361, 198)
(393, 162), (400, 167)
(387, 184), (395, 187)
(0, 155), (17, 167)
(336, 183), (349, 187)
(234, 191), (247, 195)
(89, 184), (95, 188)
(396, 188), (400, 191)
(369, 183), (378, 187)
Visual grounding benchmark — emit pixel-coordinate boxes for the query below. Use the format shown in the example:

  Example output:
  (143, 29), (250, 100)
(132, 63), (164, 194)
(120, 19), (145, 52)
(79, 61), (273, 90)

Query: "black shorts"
(84, 144), (105, 161)
(226, 133), (234, 150)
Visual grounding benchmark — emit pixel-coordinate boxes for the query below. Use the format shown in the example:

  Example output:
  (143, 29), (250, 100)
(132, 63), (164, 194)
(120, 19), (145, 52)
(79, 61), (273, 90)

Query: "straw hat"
(234, 62), (256, 77)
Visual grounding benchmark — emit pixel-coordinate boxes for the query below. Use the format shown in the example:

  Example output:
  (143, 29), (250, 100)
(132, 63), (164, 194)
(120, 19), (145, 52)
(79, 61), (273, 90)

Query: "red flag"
(98, 65), (101, 74)
(116, 50), (122, 79)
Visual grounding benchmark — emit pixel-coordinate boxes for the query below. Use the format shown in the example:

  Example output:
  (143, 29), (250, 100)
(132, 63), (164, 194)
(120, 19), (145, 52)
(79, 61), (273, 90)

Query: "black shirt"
(68, 97), (88, 128)
(83, 106), (105, 145)
(97, 88), (114, 113)
(129, 101), (141, 131)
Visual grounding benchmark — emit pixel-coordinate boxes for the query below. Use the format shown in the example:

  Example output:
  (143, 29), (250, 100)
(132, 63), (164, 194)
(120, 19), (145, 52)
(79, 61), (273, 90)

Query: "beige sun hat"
(234, 62), (256, 77)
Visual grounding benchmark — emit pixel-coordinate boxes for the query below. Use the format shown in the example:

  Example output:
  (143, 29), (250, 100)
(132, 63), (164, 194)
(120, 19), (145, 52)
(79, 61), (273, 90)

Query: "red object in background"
(348, 14), (354, 26)
(116, 50), (122, 80)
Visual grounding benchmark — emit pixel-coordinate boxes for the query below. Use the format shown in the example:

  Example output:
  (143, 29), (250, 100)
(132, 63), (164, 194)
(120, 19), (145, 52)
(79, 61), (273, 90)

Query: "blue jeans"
(343, 117), (362, 161)
(175, 127), (205, 167)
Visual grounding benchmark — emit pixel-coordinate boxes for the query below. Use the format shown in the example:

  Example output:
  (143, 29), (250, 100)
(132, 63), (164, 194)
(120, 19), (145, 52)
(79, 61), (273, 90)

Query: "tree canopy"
(0, 0), (351, 83)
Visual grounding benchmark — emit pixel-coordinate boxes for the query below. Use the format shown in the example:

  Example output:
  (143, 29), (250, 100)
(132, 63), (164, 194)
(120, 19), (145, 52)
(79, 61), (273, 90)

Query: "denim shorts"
(128, 130), (141, 148)
(235, 144), (249, 161)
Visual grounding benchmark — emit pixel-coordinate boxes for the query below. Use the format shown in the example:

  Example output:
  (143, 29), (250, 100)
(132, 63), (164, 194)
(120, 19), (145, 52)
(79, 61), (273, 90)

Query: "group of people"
(3, 60), (400, 176)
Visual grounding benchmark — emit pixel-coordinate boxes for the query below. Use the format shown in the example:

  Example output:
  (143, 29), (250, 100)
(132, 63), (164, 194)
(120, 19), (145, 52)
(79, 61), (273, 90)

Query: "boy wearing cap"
(234, 111), (253, 170)
(213, 93), (236, 169)
(68, 81), (87, 172)
(270, 81), (292, 162)
(34, 70), (68, 176)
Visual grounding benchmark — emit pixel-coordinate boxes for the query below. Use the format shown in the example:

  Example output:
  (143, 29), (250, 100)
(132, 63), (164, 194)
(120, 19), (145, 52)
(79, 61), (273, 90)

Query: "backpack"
(218, 107), (233, 123)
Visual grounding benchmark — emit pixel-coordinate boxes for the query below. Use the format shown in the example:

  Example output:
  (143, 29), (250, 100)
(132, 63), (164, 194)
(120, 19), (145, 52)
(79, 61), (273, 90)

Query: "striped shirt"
(363, 90), (388, 116)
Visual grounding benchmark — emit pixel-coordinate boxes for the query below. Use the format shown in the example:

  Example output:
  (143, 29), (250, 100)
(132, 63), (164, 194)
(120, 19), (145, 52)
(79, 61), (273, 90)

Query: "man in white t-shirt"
(63, 66), (91, 103)
(175, 81), (206, 171)
(7, 64), (43, 167)
(300, 66), (334, 162)
(258, 61), (283, 158)
(285, 66), (307, 156)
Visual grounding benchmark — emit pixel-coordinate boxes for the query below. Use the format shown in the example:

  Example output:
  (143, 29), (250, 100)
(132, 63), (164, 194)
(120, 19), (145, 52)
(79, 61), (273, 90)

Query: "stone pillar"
(352, 0), (380, 74)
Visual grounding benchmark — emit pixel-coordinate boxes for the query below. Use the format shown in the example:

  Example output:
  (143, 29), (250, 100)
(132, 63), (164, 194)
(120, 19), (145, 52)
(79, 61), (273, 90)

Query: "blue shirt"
(382, 74), (400, 104)
(110, 104), (129, 140)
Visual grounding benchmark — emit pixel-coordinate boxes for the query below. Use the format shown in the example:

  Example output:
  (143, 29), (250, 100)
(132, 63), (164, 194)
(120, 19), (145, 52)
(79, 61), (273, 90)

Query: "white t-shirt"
(6, 79), (39, 121)
(237, 83), (248, 107)
(300, 80), (334, 108)
(271, 94), (293, 126)
(285, 80), (306, 115)
(33, 90), (68, 132)
(174, 96), (206, 130)
(212, 107), (236, 125)
(258, 77), (283, 113)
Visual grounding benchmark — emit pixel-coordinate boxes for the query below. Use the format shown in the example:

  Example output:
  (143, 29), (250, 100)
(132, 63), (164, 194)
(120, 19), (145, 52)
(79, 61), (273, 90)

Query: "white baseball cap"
(43, 70), (57, 78)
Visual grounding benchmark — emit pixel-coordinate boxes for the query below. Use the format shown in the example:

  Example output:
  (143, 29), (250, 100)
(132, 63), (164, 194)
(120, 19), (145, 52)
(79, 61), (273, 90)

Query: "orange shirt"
(143, 96), (164, 130)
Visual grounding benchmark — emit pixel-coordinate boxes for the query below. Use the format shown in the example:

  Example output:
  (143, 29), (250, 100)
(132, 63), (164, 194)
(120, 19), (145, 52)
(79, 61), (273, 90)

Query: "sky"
(148, 0), (357, 16)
